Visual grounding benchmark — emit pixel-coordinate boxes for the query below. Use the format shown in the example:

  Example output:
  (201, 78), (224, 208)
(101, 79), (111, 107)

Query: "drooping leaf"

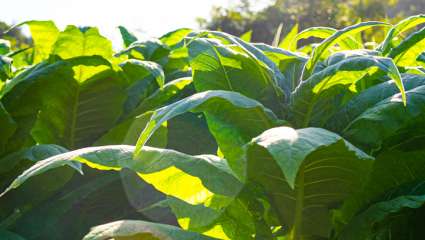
(117, 39), (170, 64)
(119, 59), (164, 116)
(379, 14), (425, 54)
(302, 21), (389, 79)
(187, 38), (285, 115)
(290, 55), (404, 128)
(388, 27), (425, 68)
(327, 74), (425, 134)
(254, 43), (307, 91)
(135, 90), (282, 179)
(340, 84), (425, 152)
(246, 126), (373, 238)
(204, 30), (290, 97)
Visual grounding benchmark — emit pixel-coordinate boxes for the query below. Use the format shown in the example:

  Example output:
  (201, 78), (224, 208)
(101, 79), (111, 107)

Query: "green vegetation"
(199, 0), (425, 44)
(1, 15), (425, 240)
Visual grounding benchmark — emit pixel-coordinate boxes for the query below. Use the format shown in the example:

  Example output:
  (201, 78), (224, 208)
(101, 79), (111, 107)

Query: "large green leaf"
(1, 56), (127, 149)
(203, 31), (290, 97)
(134, 90), (282, 179)
(119, 59), (164, 116)
(11, 21), (60, 64)
(52, 26), (113, 60)
(302, 21), (388, 79)
(379, 14), (425, 55)
(340, 84), (425, 152)
(338, 180), (425, 240)
(245, 126), (373, 238)
(337, 150), (425, 230)
(117, 39), (170, 64)
(290, 54), (404, 128)
(254, 43), (307, 91)
(327, 74), (425, 134)
(187, 38), (285, 115)
(388, 27), (425, 68)
(83, 220), (218, 240)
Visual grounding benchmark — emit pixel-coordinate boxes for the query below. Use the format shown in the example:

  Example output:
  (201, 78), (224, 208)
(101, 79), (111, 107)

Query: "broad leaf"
(379, 14), (425, 54)
(187, 38), (285, 115)
(388, 27), (425, 68)
(302, 21), (388, 79)
(339, 180), (425, 240)
(135, 90), (282, 179)
(340, 84), (425, 152)
(246, 126), (373, 238)
(290, 55), (404, 128)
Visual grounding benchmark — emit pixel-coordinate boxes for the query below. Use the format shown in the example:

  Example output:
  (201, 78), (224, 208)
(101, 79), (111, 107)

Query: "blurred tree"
(199, 0), (424, 44)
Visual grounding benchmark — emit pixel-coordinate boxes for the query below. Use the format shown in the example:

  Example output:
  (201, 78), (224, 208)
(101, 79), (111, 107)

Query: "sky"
(2, 0), (269, 47)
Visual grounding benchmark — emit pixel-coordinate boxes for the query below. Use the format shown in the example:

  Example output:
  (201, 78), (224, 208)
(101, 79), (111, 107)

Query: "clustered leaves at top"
(1, 15), (425, 240)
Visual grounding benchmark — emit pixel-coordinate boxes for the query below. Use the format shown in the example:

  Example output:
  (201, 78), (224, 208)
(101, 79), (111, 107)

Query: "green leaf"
(117, 39), (170, 64)
(118, 26), (138, 47)
(0, 56), (13, 81)
(0, 102), (16, 156)
(388, 27), (425, 68)
(0, 144), (70, 175)
(337, 150), (425, 230)
(246, 126), (373, 238)
(160, 28), (192, 48)
(239, 30), (252, 42)
(135, 90), (281, 179)
(187, 38), (285, 115)
(52, 25), (113, 60)
(204, 31), (289, 97)
(290, 55), (404, 128)
(130, 77), (193, 116)
(95, 112), (167, 147)
(254, 43), (307, 91)
(2, 56), (127, 149)
(120, 59), (164, 116)
(340, 84), (425, 152)
(83, 220), (218, 240)
(302, 21), (389, 79)
(338, 180), (425, 240)
(0, 39), (11, 55)
(279, 23), (298, 51)
(11, 21), (60, 64)
(327, 74), (425, 134)
(379, 14), (425, 55)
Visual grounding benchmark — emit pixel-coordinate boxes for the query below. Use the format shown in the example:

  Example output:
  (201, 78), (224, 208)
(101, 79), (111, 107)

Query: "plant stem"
(291, 167), (305, 240)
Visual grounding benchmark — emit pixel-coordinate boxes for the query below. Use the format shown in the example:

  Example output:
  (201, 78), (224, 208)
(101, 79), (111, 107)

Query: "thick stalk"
(291, 167), (305, 240)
